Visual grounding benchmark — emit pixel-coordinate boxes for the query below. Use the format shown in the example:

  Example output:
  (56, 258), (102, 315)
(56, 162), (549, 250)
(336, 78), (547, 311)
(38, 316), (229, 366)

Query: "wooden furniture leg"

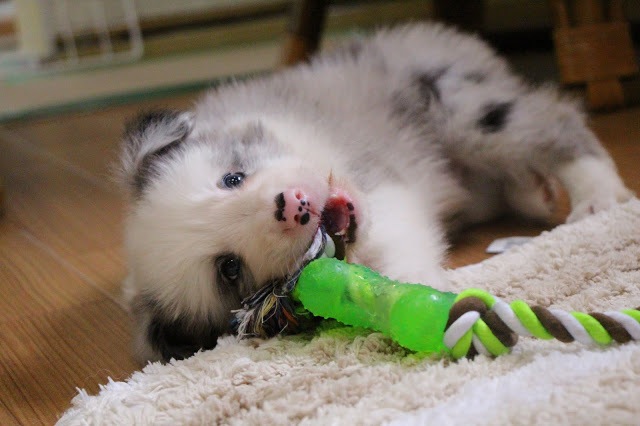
(281, 0), (329, 66)
(550, 0), (638, 110)
(0, 177), (5, 217)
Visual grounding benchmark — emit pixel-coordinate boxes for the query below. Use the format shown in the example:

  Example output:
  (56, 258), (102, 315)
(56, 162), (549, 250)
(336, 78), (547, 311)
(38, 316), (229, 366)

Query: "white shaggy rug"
(58, 200), (640, 425)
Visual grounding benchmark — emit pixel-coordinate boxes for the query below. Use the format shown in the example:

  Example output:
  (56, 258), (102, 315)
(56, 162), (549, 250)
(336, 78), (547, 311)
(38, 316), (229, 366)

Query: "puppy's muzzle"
(274, 188), (319, 227)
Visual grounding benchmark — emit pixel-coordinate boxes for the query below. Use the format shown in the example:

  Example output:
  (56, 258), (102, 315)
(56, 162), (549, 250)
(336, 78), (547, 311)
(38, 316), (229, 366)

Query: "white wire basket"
(1, 0), (143, 77)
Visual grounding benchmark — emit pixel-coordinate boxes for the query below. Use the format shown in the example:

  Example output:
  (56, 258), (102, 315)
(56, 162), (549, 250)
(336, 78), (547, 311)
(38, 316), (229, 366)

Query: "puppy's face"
(119, 110), (361, 362)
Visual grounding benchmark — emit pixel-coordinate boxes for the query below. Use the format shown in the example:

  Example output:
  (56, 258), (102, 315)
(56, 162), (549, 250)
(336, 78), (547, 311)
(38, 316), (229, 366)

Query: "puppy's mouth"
(304, 191), (358, 262)
(322, 193), (357, 257)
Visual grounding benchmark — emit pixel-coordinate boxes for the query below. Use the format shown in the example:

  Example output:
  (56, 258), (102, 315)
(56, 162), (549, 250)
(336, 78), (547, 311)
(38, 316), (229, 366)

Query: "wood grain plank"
(74, 246), (128, 306)
(589, 109), (640, 194)
(0, 300), (139, 425)
(0, 127), (126, 301)
(0, 129), (123, 254)
(0, 96), (194, 302)
(2, 95), (194, 187)
(0, 221), (103, 323)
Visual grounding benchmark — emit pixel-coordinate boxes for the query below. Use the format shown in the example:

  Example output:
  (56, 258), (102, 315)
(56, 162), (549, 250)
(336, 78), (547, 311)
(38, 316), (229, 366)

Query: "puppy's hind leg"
(517, 89), (634, 222)
(446, 86), (634, 223)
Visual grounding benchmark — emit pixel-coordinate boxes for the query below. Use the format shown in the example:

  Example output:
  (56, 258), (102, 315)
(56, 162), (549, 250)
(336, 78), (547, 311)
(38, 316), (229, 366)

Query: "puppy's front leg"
(557, 155), (634, 222)
(351, 184), (450, 291)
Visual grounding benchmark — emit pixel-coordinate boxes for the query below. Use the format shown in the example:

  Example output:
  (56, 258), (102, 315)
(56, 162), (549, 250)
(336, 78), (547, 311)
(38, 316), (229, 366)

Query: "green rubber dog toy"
(235, 258), (640, 359)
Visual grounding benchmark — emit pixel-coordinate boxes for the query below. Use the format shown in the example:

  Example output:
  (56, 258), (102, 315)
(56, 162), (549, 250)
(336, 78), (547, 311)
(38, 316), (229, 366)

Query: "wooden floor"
(0, 94), (638, 424)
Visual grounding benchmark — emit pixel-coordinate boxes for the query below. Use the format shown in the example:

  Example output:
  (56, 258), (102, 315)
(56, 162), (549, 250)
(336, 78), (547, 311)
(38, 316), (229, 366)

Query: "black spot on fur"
(478, 102), (513, 133)
(275, 192), (285, 209)
(416, 67), (448, 103)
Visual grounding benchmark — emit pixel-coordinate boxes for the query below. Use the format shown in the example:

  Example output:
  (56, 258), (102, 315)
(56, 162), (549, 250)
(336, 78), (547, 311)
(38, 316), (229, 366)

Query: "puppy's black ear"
(131, 295), (222, 363)
(118, 109), (194, 197)
(147, 313), (221, 363)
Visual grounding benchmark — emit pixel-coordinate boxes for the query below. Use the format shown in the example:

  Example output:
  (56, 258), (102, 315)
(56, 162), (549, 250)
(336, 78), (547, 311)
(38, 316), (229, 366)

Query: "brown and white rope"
(443, 289), (640, 359)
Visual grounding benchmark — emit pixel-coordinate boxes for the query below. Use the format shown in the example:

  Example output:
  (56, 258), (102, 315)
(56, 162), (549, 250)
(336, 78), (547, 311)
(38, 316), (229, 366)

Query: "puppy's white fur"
(118, 23), (633, 362)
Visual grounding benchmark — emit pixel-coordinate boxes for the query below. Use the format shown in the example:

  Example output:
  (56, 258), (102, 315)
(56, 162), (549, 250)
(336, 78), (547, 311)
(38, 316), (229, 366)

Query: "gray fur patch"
(217, 121), (281, 176)
(390, 67), (448, 127)
(463, 71), (487, 83)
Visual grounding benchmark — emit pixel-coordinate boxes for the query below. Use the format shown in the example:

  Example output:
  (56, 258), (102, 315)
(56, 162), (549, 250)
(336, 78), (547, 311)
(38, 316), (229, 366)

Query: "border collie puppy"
(117, 23), (633, 362)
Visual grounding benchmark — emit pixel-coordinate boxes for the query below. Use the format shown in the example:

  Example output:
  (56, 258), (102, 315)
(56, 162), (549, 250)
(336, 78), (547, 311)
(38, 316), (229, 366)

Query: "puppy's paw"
(558, 156), (634, 223)
(505, 172), (560, 221)
(566, 187), (635, 223)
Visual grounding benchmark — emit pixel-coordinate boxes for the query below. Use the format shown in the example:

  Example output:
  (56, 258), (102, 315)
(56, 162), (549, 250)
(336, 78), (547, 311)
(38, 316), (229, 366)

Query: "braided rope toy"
(234, 258), (640, 359)
(444, 289), (640, 359)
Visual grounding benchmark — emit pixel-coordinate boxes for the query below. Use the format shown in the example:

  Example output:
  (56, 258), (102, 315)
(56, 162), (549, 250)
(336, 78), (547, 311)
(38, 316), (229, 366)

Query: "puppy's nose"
(274, 189), (316, 226)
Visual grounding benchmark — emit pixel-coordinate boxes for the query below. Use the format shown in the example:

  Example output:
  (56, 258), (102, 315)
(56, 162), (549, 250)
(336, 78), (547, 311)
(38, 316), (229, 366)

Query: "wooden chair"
(549, 0), (639, 110)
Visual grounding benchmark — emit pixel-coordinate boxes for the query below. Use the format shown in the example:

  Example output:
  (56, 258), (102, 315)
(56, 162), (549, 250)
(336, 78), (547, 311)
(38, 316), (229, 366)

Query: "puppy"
(117, 23), (633, 362)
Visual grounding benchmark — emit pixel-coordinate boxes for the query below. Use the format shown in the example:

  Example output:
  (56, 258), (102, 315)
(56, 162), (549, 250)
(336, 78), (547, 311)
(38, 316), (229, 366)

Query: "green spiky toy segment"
(293, 258), (457, 354)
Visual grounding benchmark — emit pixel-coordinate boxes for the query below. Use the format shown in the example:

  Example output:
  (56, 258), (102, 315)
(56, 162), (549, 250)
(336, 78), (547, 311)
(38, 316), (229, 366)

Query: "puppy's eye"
(218, 256), (241, 281)
(222, 173), (245, 189)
